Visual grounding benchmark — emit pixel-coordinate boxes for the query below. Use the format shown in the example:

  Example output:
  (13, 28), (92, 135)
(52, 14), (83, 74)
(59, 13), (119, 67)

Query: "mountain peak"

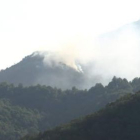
(0, 52), (88, 89)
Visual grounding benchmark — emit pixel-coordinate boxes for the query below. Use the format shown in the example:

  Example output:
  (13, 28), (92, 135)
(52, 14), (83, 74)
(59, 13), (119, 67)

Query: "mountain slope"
(0, 51), (102, 89)
(1, 20), (140, 89)
(22, 91), (140, 140)
(0, 52), (85, 89)
(0, 76), (138, 139)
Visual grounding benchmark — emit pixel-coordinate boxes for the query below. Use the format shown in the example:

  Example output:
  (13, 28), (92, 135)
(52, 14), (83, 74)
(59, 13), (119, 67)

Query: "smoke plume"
(37, 20), (140, 86)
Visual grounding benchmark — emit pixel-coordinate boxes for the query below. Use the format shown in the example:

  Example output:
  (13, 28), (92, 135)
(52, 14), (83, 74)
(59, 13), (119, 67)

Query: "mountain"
(0, 52), (100, 89)
(22, 90), (140, 140)
(1, 20), (140, 89)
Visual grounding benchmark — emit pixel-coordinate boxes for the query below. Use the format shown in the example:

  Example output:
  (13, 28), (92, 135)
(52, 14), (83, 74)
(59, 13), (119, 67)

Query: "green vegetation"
(0, 99), (42, 140)
(0, 76), (139, 139)
(22, 92), (140, 140)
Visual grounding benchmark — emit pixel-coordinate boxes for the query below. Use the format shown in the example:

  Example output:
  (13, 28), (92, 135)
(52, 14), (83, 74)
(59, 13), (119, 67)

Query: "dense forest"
(0, 76), (139, 139)
(22, 91), (140, 140)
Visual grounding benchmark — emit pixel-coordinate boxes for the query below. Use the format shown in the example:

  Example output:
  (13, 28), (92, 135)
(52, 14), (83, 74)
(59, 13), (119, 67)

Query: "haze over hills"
(1, 20), (140, 89)
(18, 19), (140, 140)
(0, 20), (139, 139)
(1, 1), (140, 140)
(96, 19), (140, 81)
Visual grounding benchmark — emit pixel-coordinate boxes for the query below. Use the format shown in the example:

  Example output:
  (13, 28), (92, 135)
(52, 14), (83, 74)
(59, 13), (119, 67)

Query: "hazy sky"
(0, 0), (140, 70)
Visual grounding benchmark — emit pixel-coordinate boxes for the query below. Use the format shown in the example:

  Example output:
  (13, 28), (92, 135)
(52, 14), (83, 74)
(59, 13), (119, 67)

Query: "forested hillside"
(0, 52), (98, 89)
(22, 91), (140, 140)
(0, 76), (139, 139)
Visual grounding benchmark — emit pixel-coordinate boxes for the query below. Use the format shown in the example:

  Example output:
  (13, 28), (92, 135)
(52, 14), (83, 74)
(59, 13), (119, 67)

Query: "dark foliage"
(0, 76), (139, 139)
(22, 91), (140, 140)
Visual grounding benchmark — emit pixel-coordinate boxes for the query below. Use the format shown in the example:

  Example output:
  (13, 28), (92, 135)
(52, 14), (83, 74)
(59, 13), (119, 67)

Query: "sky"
(0, 0), (140, 70)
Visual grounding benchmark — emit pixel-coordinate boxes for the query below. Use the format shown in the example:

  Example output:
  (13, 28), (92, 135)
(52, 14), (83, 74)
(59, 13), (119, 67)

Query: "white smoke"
(33, 49), (84, 73)
(37, 20), (140, 86)
(95, 23), (140, 83)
